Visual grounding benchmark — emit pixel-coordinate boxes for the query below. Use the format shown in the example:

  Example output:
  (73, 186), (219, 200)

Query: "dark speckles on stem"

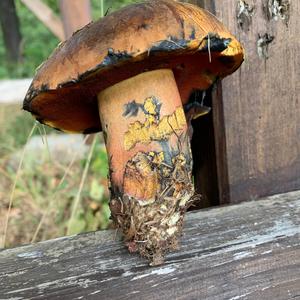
(123, 100), (140, 118)
(102, 124), (109, 144)
(103, 130), (108, 144)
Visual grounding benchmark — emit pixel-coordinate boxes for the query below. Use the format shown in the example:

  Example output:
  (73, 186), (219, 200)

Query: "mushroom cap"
(23, 0), (244, 133)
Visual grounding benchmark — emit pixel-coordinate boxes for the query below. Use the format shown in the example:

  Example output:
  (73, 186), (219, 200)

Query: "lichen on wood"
(263, 0), (290, 24)
(236, 0), (255, 31)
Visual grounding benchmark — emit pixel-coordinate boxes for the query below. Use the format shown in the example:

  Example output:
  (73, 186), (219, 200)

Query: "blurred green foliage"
(0, 0), (142, 246)
(0, 129), (111, 246)
(0, 0), (59, 78)
(7, 114), (51, 152)
(0, 0), (136, 79)
(0, 107), (56, 157)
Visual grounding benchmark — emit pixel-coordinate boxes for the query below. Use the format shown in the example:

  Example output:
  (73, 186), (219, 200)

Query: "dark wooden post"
(212, 0), (300, 203)
(0, 0), (22, 63)
(59, 0), (92, 38)
(183, 0), (230, 207)
(186, 0), (300, 204)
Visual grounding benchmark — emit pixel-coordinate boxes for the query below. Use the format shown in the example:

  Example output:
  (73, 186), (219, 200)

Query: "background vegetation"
(0, 0), (135, 248)
(0, 0), (136, 78)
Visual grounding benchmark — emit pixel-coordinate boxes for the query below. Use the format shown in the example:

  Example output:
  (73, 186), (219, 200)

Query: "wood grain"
(1, 191), (299, 299)
(211, 0), (300, 203)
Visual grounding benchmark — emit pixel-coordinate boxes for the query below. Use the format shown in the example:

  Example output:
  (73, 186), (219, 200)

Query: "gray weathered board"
(0, 191), (299, 300)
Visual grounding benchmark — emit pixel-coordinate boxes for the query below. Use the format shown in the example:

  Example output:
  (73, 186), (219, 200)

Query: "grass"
(1, 122), (37, 248)
(0, 107), (111, 247)
(0, 0), (138, 248)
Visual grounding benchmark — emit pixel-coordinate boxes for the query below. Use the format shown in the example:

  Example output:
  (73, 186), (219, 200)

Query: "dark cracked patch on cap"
(150, 37), (189, 53)
(199, 34), (231, 53)
(100, 48), (133, 67)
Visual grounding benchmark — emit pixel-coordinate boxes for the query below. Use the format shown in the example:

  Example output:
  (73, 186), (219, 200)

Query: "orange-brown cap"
(23, 0), (244, 133)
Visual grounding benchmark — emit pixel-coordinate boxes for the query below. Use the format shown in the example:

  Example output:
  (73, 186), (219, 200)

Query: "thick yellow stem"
(97, 69), (194, 265)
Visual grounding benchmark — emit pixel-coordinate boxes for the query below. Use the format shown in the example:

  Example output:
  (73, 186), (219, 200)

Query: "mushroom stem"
(97, 69), (194, 265)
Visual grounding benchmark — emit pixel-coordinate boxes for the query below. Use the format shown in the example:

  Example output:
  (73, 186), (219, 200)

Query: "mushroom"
(23, 0), (244, 265)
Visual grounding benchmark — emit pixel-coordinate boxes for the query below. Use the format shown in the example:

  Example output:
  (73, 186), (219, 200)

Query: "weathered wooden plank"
(210, 0), (300, 203)
(0, 191), (299, 299)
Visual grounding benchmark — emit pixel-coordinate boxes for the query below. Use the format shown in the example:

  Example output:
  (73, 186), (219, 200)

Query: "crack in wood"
(236, 0), (255, 31)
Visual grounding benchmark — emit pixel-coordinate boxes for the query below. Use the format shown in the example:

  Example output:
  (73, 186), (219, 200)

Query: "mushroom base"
(110, 154), (194, 265)
(98, 69), (194, 265)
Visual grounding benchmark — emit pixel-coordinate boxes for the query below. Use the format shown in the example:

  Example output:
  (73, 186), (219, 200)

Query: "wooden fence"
(186, 0), (300, 206)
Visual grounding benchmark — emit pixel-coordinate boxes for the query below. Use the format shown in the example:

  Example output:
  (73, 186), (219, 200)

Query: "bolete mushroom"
(23, 0), (244, 265)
